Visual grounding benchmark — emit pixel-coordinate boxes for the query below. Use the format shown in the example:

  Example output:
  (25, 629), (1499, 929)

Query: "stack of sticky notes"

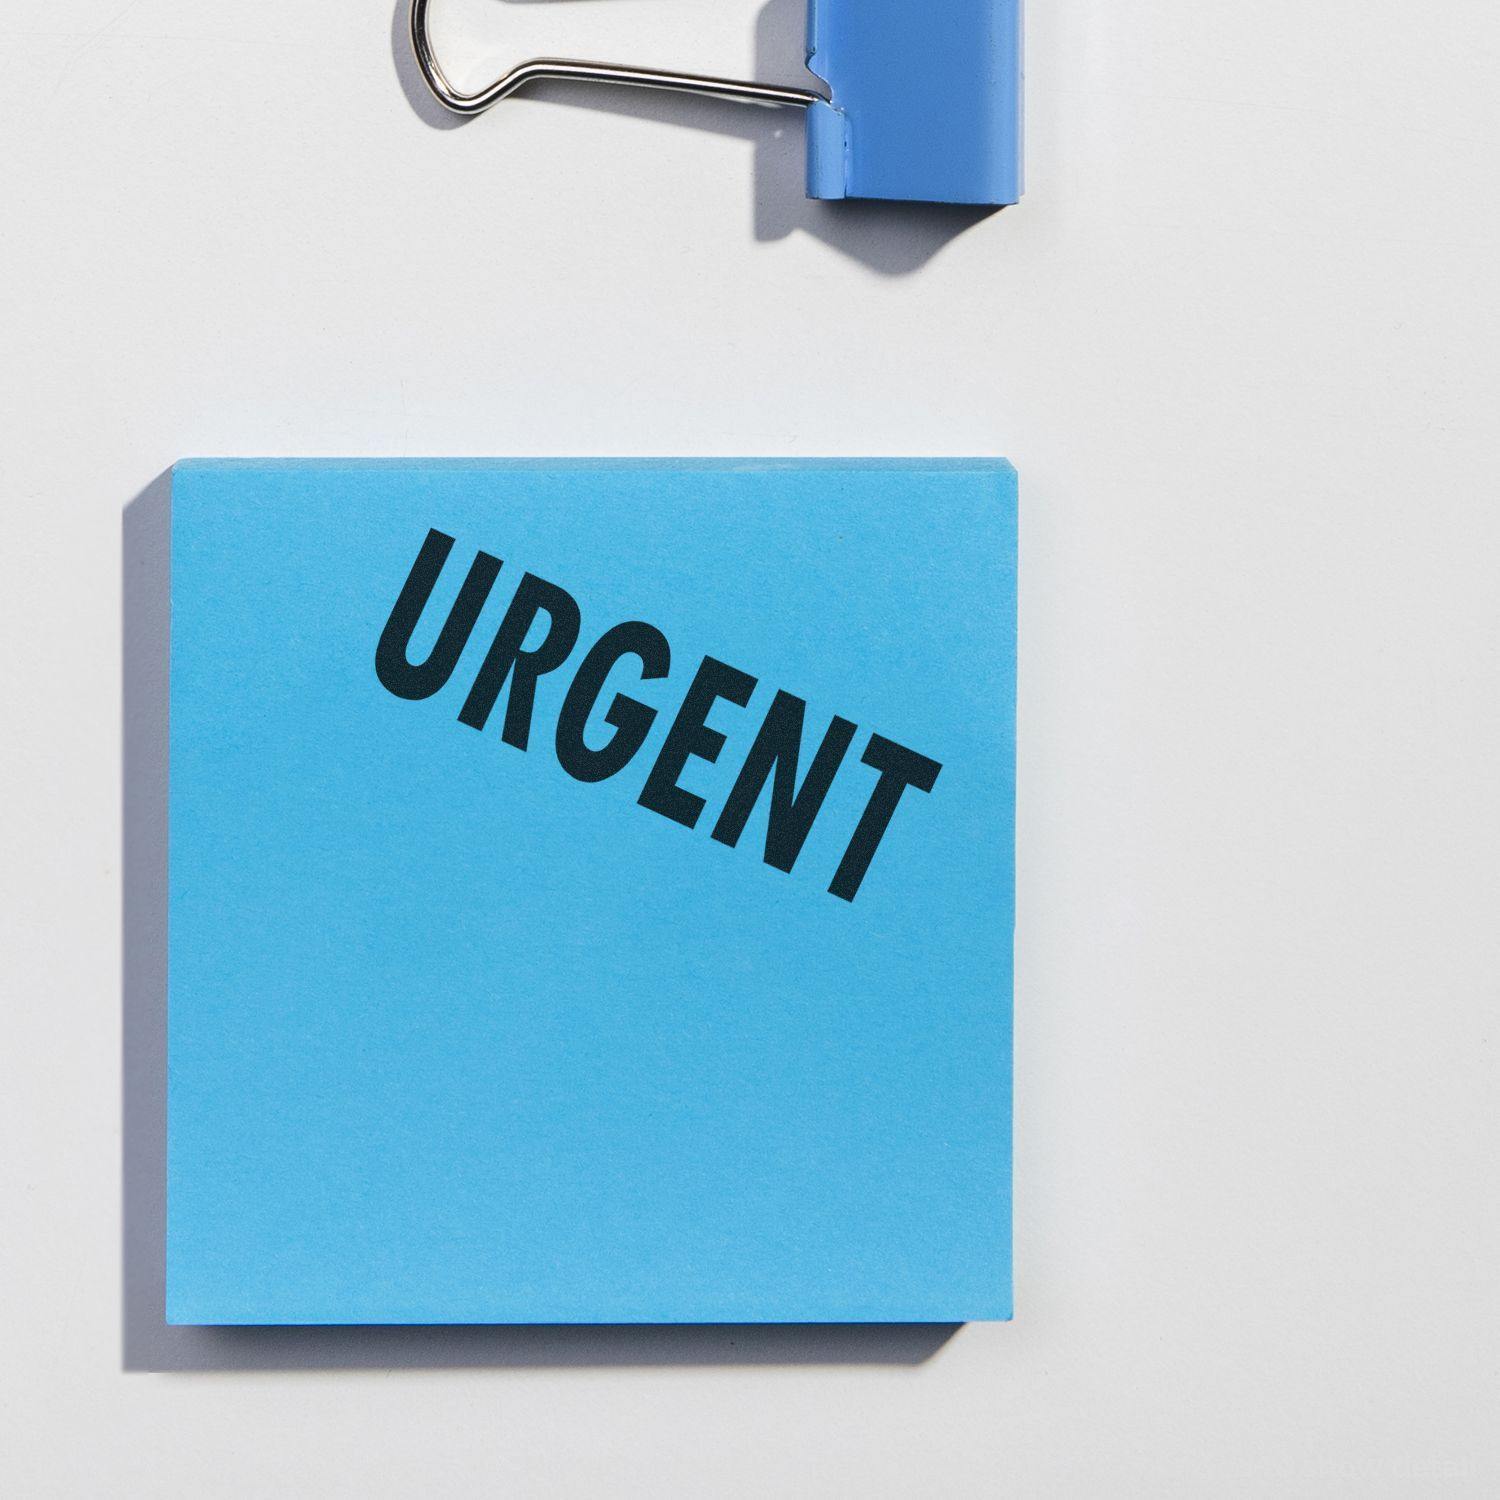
(167, 458), (1016, 1324)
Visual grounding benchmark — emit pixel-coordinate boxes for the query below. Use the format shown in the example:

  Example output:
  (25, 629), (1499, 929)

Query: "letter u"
(374, 529), (502, 701)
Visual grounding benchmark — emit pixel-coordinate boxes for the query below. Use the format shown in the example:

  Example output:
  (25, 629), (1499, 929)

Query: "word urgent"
(375, 529), (942, 902)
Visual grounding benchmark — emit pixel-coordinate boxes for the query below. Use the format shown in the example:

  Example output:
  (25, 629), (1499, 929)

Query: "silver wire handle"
(409, 0), (825, 116)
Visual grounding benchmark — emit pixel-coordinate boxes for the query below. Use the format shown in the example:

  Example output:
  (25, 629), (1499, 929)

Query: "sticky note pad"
(167, 459), (1016, 1324)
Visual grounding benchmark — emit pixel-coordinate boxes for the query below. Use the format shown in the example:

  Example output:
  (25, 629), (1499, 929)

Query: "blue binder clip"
(408, 0), (1022, 207)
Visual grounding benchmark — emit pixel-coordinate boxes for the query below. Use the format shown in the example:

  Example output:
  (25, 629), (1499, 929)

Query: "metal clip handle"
(409, 0), (824, 116)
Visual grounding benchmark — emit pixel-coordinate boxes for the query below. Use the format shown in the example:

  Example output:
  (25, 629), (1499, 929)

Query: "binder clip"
(408, 0), (1022, 207)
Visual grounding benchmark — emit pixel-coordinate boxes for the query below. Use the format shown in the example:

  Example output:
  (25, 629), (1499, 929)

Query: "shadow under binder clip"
(408, 0), (1022, 207)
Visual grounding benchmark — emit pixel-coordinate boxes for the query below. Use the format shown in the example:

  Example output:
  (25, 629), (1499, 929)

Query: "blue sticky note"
(167, 459), (1016, 1324)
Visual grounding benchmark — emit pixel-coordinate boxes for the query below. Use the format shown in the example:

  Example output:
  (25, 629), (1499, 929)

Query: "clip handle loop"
(409, 0), (823, 116)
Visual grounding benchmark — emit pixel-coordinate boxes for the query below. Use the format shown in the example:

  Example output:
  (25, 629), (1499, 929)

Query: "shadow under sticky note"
(166, 459), (1016, 1325)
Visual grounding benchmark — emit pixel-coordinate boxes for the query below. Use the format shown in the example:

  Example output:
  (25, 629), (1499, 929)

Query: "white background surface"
(3, 0), (1498, 1494)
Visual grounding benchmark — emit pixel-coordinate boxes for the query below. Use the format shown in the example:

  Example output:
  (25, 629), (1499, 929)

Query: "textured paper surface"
(167, 459), (1016, 1324)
